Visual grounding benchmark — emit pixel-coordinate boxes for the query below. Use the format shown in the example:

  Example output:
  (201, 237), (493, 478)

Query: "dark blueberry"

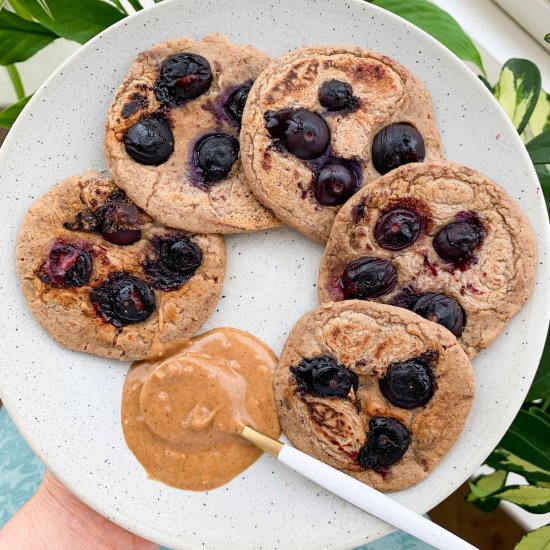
(290, 356), (358, 398)
(265, 108), (330, 160)
(65, 189), (143, 246)
(102, 229), (142, 246)
(314, 162), (359, 206)
(124, 115), (174, 166)
(412, 293), (466, 337)
(144, 235), (202, 291)
(318, 79), (359, 111)
(224, 83), (252, 125)
(379, 357), (434, 409)
(154, 53), (212, 106)
(357, 417), (411, 469)
(372, 123), (425, 175)
(433, 220), (484, 262)
(389, 286), (422, 310)
(374, 208), (422, 250)
(193, 133), (239, 184)
(341, 257), (397, 299)
(90, 272), (156, 327)
(39, 244), (92, 288)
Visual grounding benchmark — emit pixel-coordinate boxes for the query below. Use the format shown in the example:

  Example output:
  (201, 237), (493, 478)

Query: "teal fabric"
(0, 407), (433, 548)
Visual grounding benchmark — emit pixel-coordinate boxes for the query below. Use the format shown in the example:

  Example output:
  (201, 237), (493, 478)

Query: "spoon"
(241, 426), (477, 550)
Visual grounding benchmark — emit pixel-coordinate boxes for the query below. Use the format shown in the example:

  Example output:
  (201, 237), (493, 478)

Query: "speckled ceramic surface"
(0, 0), (548, 548)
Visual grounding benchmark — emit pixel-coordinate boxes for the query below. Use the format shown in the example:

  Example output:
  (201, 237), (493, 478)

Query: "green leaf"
(487, 448), (550, 485)
(479, 74), (493, 93)
(7, 0), (35, 20)
(126, 0), (143, 11)
(369, 0), (485, 74)
(466, 471), (507, 512)
(527, 130), (550, 164)
(0, 8), (56, 65)
(493, 485), (550, 513)
(0, 94), (31, 128)
(529, 91), (550, 137)
(7, 0), (126, 44)
(494, 59), (542, 134)
(529, 407), (550, 425)
(545, 33), (550, 44)
(469, 470), (508, 497)
(507, 410), (550, 459)
(499, 426), (550, 472)
(528, 328), (550, 400)
(515, 524), (550, 550)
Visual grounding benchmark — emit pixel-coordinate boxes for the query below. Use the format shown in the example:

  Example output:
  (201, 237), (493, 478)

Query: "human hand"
(0, 471), (158, 550)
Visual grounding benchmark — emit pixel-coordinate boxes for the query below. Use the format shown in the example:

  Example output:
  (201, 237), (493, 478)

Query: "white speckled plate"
(0, 0), (548, 548)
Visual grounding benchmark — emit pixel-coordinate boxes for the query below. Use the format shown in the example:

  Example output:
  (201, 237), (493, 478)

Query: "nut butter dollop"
(121, 327), (281, 491)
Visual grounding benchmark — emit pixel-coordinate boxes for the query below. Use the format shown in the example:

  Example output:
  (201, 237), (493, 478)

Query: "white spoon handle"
(279, 444), (477, 550)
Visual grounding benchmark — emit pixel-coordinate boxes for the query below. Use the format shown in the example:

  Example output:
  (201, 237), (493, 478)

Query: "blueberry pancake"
(16, 172), (226, 360)
(105, 34), (281, 234)
(240, 45), (442, 242)
(318, 162), (536, 357)
(274, 300), (474, 492)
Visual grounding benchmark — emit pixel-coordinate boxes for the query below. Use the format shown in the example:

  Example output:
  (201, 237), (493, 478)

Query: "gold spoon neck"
(240, 426), (283, 458)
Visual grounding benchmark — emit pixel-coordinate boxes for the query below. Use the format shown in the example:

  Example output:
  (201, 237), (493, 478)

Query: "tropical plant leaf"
(479, 74), (493, 93)
(498, 425), (550, 472)
(515, 524), (550, 550)
(528, 328), (550, 400)
(369, 0), (485, 74)
(529, 407), (550, 425)
(126, 0), (143, 11)
(466, 470), (508, 512)
(487, 448), (550, 486)
(527, 130), (550, 165)
(0, 8), (56, 65)
(6, 0), (126, 43)
(507, 410), (550, 459)
(466, 470), (507, 512)
(494, 59), (542, 134)
(468, 470), (508, 498)
(7, 0), (35, 20)
(0, 94), (31, 128)
(529, 91), (550, 137)
(492, 485), (550, 514)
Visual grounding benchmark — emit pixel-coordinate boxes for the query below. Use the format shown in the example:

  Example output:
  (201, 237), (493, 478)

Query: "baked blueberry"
(372, 123), (425, 175)
(103, 229), (141, 246)
(265, 108), (330, 160)
(65, 189), (143, 246)
(291, 355), (358, 398)
(318, 79), (359, 111)
(374, 208), (422, 250)
(224, 83), (252, 125)
(341, 257), (397, 299)
(433, 220), (484, 262)
(412, 293), (466, 337)
(314, 162), (359, 206)
(39, 243), (92, 288)
(379, 357), (434, 409)
(144, 235), (202, 291)
(357, 417), (411, 469)
(154, 52), (212, 106)
(124, 115), (174, 166)
(90, 272), (156, 327)
(193, 133), (239, 184)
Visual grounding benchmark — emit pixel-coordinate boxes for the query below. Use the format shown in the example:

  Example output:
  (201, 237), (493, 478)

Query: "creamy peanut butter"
(121, 328), (281, 491)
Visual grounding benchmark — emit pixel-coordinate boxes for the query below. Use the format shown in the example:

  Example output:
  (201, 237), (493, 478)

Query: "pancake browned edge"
(274, 300), (474, 492)
(241, 45), (442, 242)
(16, 172), (226, 360)
(105, 33), (282, 234)
(318, 161), (537, 357)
